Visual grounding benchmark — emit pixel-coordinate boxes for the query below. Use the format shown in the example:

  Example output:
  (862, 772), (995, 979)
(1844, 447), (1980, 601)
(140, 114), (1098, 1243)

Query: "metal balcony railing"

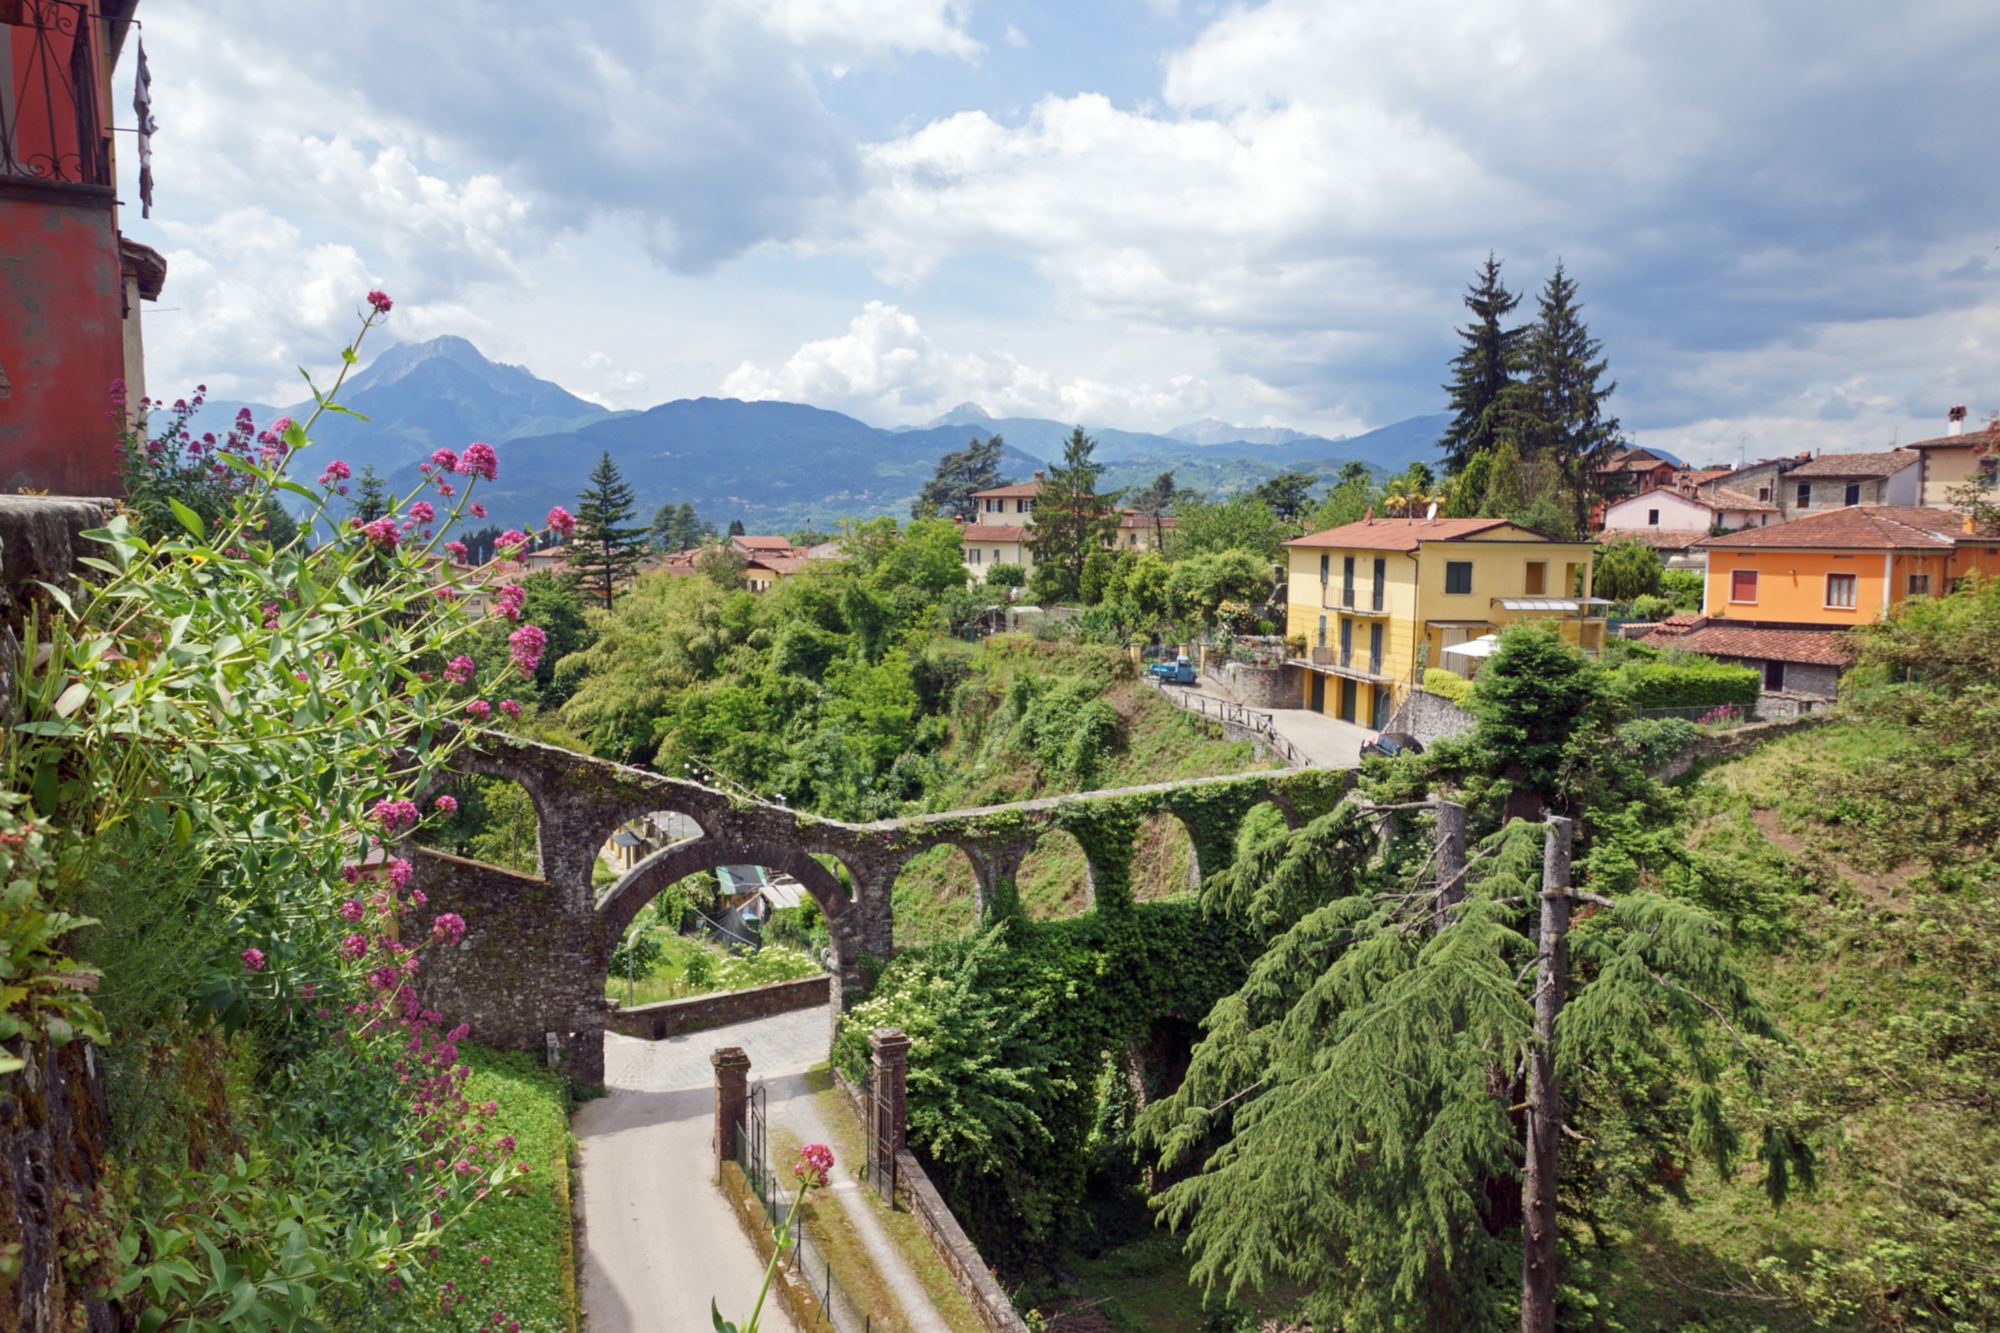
(1, 1), (111, 187)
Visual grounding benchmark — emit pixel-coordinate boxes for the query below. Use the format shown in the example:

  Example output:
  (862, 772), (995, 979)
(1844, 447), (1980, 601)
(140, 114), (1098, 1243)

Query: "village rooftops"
(1693, 505), (1973, 551)
(971, 474), (1046, 500)
(1782, 451), (1919, 479)
(1638, 619), (1856, 667)
(960, 522), (1030, 542)
(1283, 516), (1548, 552)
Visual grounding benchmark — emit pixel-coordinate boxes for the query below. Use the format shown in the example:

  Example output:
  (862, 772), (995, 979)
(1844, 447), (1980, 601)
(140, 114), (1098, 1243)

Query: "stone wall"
(1382, 688), (1478, 745)
(410, 849), (611, 1084)
(1650, 712), (1833, 781)
(605, 975), (830, 1040)
(1217, 661), (1298, 710)
(831, 1072), (1030, 1333)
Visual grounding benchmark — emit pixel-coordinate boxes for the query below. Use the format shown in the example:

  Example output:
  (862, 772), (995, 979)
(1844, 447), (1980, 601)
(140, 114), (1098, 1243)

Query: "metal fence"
(1144, 676), (1310, 767)
(733, 1085), (882, 1333)
(1631, 703), (1757, 728)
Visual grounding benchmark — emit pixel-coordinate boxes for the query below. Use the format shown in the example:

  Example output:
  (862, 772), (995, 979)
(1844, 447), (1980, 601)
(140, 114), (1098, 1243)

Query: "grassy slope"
(368, 1046), (579, 1333)
(1601, 722), (2000, 1332)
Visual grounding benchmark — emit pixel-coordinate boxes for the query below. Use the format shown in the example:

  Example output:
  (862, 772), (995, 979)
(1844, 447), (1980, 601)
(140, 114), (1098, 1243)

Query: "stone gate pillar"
(712, 1046), (751, 1175)
(867, 1027), (909, 1196)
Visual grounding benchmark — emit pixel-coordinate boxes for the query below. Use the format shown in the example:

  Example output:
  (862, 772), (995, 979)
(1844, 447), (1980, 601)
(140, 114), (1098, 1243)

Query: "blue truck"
(1148, 655), (1197, 685)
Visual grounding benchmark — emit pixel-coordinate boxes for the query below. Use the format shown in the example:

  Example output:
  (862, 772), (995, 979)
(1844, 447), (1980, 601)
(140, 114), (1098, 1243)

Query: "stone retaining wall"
(1651, 711), (1833, 781)
(1382, 688), (1478, 745)
(833, 1071), (1031, 1333)
(606, 975), (830, 1040)
(1217, 660), (1297, 710)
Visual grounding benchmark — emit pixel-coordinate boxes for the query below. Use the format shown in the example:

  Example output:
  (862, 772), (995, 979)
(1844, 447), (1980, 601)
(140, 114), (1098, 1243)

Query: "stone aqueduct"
(409, 735), (1354, 1083)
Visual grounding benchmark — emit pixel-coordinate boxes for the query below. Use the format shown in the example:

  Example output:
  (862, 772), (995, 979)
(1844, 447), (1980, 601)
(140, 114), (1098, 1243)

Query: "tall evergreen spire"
(1516, 261), (1621, 530)
(1437, 253), (1527, 475)
(565, 451), (646, 609)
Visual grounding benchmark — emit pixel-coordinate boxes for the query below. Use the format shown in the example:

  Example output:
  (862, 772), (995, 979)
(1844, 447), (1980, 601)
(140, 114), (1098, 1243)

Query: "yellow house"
(1282, 517), (1606, 727)
(1907, 426), (1997, 508)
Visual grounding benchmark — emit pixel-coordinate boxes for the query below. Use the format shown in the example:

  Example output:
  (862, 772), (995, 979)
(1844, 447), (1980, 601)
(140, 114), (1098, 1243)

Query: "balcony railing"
(1, 1), (111, 187)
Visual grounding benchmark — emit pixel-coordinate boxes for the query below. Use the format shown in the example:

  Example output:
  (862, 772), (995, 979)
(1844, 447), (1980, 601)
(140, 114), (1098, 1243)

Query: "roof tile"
(1783, 451), (1918, 479)
(1284, 516), (1525, 552)
(1695, 505), (1965, 550)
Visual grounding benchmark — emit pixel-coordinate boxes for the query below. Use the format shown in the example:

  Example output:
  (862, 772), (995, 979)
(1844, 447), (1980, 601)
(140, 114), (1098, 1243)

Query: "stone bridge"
(409, 734), (1354, 1083)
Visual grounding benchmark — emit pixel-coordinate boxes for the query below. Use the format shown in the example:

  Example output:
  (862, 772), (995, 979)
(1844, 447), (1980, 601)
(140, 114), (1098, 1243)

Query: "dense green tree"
(1513, 263), (1622, 532)
(650, 501), (708, 552)
(1306, 462), (1376, 532)
(1592, 537), (1664, 603)
(914, 434), (1011, 521)
(1250, 470), (1319, 523)
(1443, 448), (1492, 517)
(727, 518), (746, 537)
(843, 516), (970, 598)
(1438, 253), (1528, 475)
(1126, 470), (1180, 549)
(565, 452), (648, 609)
(1166, 549), (1274, 629)
(518, 571), (595, 704)
(1025, 428), (1120, 602)
(348, 464), (391, 523)
(1167, 493), (1287, 562)
(1481, 437), (1528, 517)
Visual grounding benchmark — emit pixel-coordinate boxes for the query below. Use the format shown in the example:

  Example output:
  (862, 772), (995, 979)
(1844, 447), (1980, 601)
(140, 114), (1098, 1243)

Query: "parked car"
(1148, 656), (1197, 684)
(1360, 731), (1423, 761)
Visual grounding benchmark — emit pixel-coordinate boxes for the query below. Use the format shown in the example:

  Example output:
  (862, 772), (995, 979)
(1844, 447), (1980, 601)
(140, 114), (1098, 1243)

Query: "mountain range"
(185, 337), (1449, 534)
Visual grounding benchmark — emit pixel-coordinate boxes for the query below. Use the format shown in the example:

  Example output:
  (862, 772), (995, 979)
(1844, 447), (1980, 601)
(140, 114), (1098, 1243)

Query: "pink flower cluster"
(319, 460), (351, 488)
(494, 584), (526, 621)
(360, 516), (400, 549)
(547, 505), (576, 537)
(434, 794), (459, 815)
(498, 699), (521, 720)
(373, 798), (420, 833)
(460, 442), (498, 481)
(444, 655), (477, 685)
(793, 1142), (835, 1187)
(508, 624), (547, 674)
(496, 529), (530, 558)
(241, 948), (266, 973)
(409, 500), (435, 525)
(446, 541), (469, 563)
(368, 289), (394, 314)
(431, 913), (467, 945)
(430, 448), (459, 472)
(465, 700), (491, 721)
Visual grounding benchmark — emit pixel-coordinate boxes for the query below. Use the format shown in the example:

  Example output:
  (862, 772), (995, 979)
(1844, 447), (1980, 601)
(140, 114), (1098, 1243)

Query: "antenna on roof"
(1425, 501), (1438, 520)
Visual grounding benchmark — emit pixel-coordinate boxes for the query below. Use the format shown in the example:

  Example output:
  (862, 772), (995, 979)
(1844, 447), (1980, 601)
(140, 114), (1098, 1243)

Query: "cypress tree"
(565, 451), (647, 609)
(1515, 262), (1622, 532)
(1437, 254), (1528, 476)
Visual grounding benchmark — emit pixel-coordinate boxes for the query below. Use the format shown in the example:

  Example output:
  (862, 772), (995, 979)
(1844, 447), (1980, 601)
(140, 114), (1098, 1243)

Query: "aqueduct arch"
(410, 734), (1355, 1083)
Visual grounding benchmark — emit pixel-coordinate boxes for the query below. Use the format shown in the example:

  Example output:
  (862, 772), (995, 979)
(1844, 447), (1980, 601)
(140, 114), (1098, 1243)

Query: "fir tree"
(564, 451), (647, 609)
(347, 465), (390, 523)
(727, 519), (745, 538)
(914, 434), (1010, 521)
(1025, 427), (1120, 602)
(1437, 254), (1528, 475)
(1514, 262), (1622, 532)
(1138, 628), (1812, 1333)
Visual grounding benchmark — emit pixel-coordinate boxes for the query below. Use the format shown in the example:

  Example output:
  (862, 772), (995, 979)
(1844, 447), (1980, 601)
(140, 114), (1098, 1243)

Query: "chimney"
(1949, 405), (1967, 437)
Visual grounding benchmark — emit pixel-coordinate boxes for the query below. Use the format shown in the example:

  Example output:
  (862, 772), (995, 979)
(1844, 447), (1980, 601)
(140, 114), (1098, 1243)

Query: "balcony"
(1, 1), (112, 189)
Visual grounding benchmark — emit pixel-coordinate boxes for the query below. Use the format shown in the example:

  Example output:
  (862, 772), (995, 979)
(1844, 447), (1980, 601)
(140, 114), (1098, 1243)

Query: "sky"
(117, 0), (2000, 466)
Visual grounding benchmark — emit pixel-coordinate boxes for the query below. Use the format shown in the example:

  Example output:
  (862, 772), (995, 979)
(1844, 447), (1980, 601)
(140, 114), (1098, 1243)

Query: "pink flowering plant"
(713, 1144), (836, 1333)
(11, 294), (580, 1329)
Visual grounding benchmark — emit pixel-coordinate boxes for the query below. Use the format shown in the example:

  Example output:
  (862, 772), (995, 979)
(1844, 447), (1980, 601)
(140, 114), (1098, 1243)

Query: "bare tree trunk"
(1522, 815), (1573, 1333)
(1433, 800), (1467, 933)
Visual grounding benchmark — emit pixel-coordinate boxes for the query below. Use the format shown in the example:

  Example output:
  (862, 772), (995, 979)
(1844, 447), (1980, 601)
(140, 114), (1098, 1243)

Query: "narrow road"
(574, 1008), (827, 1333)
(576, 1004), (952, 1333)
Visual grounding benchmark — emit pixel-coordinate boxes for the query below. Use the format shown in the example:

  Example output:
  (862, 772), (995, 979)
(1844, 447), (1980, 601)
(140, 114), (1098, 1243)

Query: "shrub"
(1423, 668), (1474, 705)
(1593, 537), (1664, 601)
(986, 562), (1028, 589)
(1617, 716), (1702, 768)
(1660, 568), (1704, 610)
(1614, 658), (1761, 709)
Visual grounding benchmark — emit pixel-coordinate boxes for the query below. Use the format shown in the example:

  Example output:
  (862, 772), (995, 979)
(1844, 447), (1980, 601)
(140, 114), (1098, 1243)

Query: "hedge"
(1614, 659), (1761, 709)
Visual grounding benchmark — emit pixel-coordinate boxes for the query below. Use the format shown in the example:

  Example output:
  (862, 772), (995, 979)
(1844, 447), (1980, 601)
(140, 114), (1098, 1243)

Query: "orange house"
(1695, 506), (2000, 625)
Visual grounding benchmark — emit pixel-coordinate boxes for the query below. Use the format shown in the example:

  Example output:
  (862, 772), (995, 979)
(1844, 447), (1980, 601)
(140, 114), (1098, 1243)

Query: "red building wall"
(0, 189), (127, 495)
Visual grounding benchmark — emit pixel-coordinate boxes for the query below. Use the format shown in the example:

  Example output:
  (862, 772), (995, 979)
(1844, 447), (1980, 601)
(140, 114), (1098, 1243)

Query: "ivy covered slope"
(1600, 579), (2000, 1331)
(12, 297), (583, 1332)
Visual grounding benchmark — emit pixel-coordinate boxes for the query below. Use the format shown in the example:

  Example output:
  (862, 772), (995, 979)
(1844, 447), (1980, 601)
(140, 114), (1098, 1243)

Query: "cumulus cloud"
(721, 302), (1219, 425)
(837, 0), (2000, 431)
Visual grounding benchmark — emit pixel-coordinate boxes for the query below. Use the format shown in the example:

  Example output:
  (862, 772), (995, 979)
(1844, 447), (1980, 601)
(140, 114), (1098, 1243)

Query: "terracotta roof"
(1694, 505), (1966, 551)
(733, 535), (799, 552)
(1115, 512), (1175, 528)
(1784, 451), (1918, 479)
(1903, 428), (1999, 452)
(1283, 516), (1531, 552)
(1687, 468), (1736, 485)
(1638, 621), (1855, 667)
(1596, 528), (1704, 550)
(1708, 488), (1779, 513)
(971, 480), (1045, 499)
(961, 524), (1029, 542)
(745, 554), (808, 575)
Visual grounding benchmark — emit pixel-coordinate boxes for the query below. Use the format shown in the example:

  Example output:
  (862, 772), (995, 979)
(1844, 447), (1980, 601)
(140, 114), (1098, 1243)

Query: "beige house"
(960, 473), (1174, 581)
(1907, 424), (1999, 509)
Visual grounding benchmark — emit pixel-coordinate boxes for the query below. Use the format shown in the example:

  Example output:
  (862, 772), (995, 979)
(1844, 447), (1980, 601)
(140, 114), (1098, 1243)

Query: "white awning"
(1441, 634), (1502, 658)
(1491, 597), (1614, 612)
